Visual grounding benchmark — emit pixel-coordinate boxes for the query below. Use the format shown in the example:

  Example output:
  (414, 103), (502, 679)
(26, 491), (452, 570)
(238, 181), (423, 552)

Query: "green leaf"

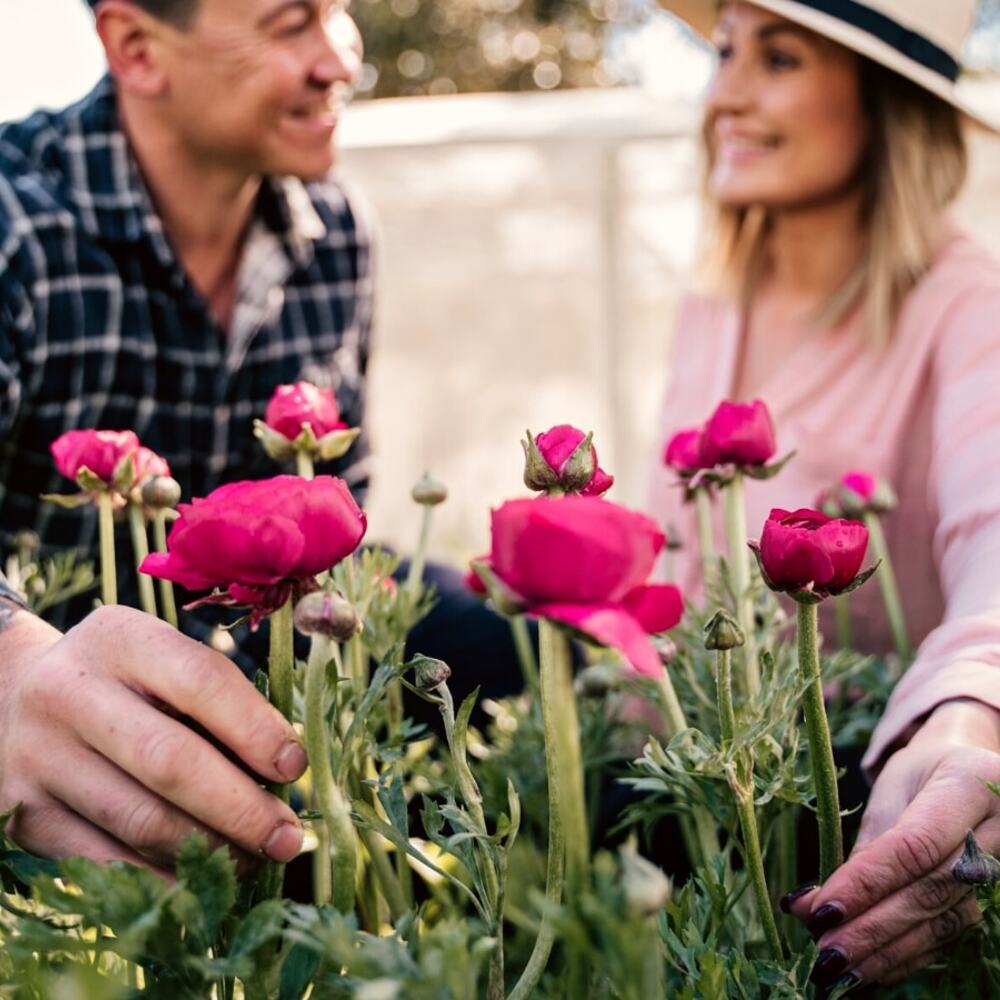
(174, 832), (237, 943)
(278, 942), (321, 1000)
(227, 899), (287, 958)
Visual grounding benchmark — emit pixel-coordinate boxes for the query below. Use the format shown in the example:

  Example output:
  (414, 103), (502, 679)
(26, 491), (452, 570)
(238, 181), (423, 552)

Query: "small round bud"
(13, 529), (40, 561)
(411, 474), (448, 506)
(412, 655), (452, 692)
(208, 627), (237, 656)
(574, 662), (623, 699)
(703, 609), (746, 651)
(141, 476), (182, 510)
(620, 841), (671, 917)
(953, 830), (1000, 886)
(294, 591), (362, 642)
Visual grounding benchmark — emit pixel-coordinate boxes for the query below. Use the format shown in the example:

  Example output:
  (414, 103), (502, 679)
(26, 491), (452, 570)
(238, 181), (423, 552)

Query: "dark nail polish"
(780, 882), (820, 914)
(810, 948), (851, 986)
(807, 902), (846, 939)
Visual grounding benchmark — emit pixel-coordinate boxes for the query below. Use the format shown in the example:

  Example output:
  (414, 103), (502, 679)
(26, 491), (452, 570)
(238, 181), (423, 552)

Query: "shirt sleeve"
(863, 282), (1000, 775)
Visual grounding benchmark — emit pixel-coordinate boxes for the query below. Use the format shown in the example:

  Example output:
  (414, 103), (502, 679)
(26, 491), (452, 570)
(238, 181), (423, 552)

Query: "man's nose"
(313, 11), (363, 88)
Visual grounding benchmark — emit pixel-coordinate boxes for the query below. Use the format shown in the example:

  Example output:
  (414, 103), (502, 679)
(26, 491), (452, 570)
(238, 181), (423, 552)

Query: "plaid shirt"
(0, 76), (374, 630)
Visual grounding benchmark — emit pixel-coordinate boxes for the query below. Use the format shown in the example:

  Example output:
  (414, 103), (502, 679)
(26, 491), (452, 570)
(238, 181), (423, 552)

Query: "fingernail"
(807, 902), (846, 939)
(262, 821), (303, 862)
(779, 882), (820, 914)
(274, 740), (308, 780)
(810, 948), (851, 986)
(832, 972), (863, 994)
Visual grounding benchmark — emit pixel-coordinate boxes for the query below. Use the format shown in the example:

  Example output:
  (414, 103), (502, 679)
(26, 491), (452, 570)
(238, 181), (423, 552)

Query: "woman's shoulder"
(910, 229), (1000, 313)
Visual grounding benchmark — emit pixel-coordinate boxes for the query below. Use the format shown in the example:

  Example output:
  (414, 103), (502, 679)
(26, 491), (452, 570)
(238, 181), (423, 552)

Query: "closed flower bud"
(523, 425), (613, 497)
(412, 655), (452, 692)
(620, 840), (671, 917)
(704, 609), (745, 651)
(294, 591), (362, 642)
(141, 475), (182, 510)
(411, 474), (448, 506)
(574, 662), (623, 698)
(952, 830), (1000, 886)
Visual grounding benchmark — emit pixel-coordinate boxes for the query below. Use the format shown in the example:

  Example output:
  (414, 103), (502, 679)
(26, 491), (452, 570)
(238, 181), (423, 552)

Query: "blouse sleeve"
(863, 281), (1000, 775)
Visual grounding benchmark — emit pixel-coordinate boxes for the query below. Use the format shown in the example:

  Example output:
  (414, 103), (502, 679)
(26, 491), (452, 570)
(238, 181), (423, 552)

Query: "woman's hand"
(785, 699), (1000, 991)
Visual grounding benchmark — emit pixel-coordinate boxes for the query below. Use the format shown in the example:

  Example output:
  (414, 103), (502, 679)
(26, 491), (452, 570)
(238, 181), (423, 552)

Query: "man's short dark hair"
(86, 0), (199, 28)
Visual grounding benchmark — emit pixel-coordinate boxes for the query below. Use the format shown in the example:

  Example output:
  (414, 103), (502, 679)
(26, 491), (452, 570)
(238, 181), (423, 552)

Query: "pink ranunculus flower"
(51, 429), (142, 485)
(701, 399), (777, 468)
(484, 496), (683, 676)
(816, 470), (897, 519)
(752, 507), (869, 599)
(265, 382), (347, 442)
(663, 427), (705, 474)
(525, 424), (614, 497)
(140, 475), (367, 627)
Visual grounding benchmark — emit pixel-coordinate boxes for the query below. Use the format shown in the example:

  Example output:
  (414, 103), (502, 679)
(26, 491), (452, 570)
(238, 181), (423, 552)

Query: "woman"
(651, 0), (1000, 990)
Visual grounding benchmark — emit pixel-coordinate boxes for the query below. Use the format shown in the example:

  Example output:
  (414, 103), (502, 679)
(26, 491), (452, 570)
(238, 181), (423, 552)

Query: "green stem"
(510, 616), (539, 694)
(506, 627), (568, 1000)
(863, 512), (911, 661)
(833, 595), (852, 651)
(127, 504), (157, 618)
(656, 670), (721, 869)
(259, 601), (295, 902)
(152, 512), (178, 628)
(305, 634), (356, 912)
(797, 602), (843, 880)
(295, 451), (315, 481)
(405, 504), (433, 601)
(774, 805), (798, 917)
(97, 492), (117, 607)
(716, 644), (781, 958)
(732, 772), (783, 960)
(723, 474), (759, 698)
(694, 486), (716, 589)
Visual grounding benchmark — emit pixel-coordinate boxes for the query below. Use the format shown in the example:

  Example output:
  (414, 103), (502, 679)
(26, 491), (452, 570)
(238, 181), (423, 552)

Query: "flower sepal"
(469, 559), (528, 616)
(314, 426), (361, 462)
(253, 419), (297, 461)
(687, 450), (796, 490)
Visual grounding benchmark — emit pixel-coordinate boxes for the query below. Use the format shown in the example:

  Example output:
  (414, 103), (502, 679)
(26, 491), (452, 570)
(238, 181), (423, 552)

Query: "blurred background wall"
(4, 0), (1000, 565)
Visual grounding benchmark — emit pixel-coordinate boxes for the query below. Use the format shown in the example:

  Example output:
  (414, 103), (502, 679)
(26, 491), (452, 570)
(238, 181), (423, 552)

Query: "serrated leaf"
(377, 768), (409, 839)
(175, 832), (237, 943)
(227, 900), (287, 958)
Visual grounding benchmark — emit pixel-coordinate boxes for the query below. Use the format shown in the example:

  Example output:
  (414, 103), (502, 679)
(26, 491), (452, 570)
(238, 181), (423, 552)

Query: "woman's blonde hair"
(698, 59), (968, 345)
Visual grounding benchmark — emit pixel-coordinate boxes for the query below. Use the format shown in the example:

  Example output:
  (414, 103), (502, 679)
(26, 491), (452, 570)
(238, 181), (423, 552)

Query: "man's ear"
(94, 0), (172, 98)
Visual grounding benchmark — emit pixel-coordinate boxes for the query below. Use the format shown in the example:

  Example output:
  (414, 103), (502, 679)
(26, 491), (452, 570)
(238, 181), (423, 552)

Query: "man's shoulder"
(0, 95), (94, 262)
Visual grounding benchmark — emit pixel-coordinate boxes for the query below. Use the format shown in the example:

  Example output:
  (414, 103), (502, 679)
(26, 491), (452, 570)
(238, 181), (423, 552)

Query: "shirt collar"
(69, 75), (327, 270)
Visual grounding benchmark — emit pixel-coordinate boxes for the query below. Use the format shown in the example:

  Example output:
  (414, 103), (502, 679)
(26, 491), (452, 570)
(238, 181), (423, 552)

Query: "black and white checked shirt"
(0, 76), (374, 629)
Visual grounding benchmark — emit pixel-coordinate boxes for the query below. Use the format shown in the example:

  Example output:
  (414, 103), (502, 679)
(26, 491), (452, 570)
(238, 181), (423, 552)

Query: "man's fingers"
(79, 606), (307, 784)
(68, 678), (303, 863)
(6, 797), (172, 879)
(40, 740), (255, 874)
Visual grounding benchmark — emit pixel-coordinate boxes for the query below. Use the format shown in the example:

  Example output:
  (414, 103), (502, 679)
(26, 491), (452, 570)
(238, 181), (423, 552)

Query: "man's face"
(155, 0), (362, 180)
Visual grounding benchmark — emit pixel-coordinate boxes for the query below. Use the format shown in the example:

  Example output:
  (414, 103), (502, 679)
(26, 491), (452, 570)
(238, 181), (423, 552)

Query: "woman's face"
(705, 3), (869, 209)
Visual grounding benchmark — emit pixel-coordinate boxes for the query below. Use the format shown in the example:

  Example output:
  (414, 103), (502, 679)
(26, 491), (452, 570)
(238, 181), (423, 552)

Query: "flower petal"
(621, 584), (684, 634)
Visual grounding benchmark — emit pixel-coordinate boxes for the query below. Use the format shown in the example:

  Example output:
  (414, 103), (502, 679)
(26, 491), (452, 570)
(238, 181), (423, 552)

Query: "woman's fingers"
(39, 740), (256, 876)
(66, 677), (303, 863)
(6, 795), (172, 879)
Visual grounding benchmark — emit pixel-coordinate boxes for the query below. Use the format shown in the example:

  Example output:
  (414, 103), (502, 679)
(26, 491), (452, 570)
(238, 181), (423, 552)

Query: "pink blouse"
(647, 231), (1000, 776)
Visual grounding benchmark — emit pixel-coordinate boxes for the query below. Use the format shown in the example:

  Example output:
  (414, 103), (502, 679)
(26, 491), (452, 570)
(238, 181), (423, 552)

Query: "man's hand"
(785, 700), (1000, 990)
(0, 603), (307, 876)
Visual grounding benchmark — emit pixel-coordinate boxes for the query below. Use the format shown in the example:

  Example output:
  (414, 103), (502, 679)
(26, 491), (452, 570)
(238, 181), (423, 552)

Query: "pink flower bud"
(663, 427), (705, 474)
(701, 399), (776, 468)
(51, 429), (141, 485)
(524, 425), (614, 497)
(754, 507), (868, 598)
(264, 382), (347, 442)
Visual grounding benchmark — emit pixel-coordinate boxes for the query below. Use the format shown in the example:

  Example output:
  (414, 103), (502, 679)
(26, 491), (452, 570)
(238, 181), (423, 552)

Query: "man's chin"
(262, 150), (338, 182)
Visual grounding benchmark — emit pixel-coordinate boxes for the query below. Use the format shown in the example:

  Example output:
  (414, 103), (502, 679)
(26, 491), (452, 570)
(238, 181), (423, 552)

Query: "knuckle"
(133, 728), (189, 791)
(174, 647), (230, 704)
(120, 796), (173, 854)
(929, 906), (964, 945)
(860, 939), (901, 983)
(893, 829), (941, 879)
(912, 869), (959, 912)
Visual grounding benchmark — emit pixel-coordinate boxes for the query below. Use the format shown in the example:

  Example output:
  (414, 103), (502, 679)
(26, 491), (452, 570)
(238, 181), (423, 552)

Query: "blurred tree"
(351, 0), (646, 99)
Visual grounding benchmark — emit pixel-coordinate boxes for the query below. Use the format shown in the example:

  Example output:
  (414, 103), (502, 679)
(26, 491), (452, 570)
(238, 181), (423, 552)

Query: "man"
(0, 0), (374, 875)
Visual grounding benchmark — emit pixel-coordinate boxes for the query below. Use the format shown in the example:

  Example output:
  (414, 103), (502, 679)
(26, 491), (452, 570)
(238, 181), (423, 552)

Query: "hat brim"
(660, 0), (1000, 134)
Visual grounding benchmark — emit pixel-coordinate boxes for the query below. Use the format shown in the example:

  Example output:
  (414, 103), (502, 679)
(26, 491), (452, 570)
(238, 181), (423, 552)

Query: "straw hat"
(660, 0), (1000, 131)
